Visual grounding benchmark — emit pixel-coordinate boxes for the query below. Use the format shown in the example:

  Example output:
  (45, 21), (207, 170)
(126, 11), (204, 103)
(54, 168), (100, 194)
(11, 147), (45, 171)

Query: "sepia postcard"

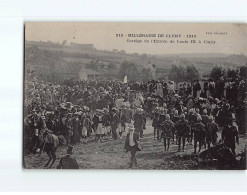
(23, 23), (247, 170)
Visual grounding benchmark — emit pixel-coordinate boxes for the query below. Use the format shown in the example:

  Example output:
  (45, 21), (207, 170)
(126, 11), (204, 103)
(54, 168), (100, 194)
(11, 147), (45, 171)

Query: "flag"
(123, 76), (127, 83)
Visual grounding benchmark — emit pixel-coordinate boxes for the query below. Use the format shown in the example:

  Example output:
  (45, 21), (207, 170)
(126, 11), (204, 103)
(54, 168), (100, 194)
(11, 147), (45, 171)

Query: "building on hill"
(70, 42), (94, 51)
(79, 66), (103, 81)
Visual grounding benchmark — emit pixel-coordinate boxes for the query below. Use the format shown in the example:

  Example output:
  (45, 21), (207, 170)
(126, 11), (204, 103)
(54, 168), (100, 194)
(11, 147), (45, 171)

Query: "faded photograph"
(24, 23), (246, 169)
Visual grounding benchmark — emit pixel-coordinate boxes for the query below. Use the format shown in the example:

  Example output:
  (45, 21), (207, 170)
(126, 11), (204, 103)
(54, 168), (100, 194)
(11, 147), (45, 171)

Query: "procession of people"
(24, 75), (246, 168)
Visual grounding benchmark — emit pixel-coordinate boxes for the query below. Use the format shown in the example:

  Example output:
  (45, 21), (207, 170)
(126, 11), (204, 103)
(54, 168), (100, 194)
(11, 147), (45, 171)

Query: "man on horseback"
(28, 109), (43, 153)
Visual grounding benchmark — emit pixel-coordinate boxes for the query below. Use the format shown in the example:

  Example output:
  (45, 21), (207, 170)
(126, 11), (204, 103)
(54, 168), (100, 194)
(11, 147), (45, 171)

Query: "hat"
(84, 106), (90, 111)
(60, 107), (68, 114)
(165, 114), (170, 120)
(197, 116), (202, 121)
(47, 112), (54, 118)
(136, 108), (142, 112)
(208, 115), (214, 121)
(103, 108), (109, 113)
(74, 112), (81, 116)
(121, 102), (126, 107)
(67, 113), (72, 117)
(214, 98), (220, 104)
(180, 113), (185, 119)
(112, 107), (117, 112)
(98, 109), (104, 114)
(67, 145), (74, 155)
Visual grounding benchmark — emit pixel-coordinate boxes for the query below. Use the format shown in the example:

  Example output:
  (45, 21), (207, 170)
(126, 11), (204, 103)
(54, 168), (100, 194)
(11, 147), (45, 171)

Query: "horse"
(38, 129), (60, 168)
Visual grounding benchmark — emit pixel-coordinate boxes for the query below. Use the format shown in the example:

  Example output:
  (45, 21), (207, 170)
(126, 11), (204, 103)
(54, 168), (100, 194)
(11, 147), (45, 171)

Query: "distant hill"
(25, 40), (247, 81)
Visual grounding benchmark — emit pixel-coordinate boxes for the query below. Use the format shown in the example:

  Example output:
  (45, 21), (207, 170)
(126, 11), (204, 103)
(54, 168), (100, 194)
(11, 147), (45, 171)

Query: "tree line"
(117, 61), (247, 83)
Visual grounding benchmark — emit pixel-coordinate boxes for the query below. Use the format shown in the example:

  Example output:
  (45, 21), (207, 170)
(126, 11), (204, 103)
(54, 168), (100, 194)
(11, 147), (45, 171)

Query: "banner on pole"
(123, 76), (127, 83)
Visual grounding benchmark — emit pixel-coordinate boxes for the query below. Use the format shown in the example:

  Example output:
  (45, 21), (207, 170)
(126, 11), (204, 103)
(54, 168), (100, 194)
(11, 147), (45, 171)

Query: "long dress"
(156, 83), (163, 97)
(81, 117), (89, 137)
(96, 116), (104, 135)
(72, 118), (80, 143)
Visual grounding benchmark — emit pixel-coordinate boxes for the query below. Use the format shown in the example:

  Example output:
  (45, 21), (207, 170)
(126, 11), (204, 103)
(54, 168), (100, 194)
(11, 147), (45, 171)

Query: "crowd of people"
(24, 75), (246, 167)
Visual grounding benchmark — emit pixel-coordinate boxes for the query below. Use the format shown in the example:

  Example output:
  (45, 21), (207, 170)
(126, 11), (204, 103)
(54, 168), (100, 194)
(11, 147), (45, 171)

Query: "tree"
(239, 65), (247, 79)
(118, 61), (140, 81)
(120, 49), (126, 54)
(108, 63), (117, 70)
(62, 40), (68, 45)
(141, 67), (154, 81)
(227, 68), (239, 81)
(168, 64), (186, 84)
(186, 65), (200, 84)
(210, 66), (226, 81)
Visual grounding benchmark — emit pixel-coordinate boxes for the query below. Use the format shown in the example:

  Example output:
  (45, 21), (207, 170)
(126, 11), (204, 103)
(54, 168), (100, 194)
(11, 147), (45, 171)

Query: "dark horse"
(38, 129), (59, 168)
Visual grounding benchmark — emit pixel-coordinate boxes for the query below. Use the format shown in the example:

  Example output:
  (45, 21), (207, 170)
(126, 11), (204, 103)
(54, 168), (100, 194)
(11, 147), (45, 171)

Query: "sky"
(25, 23), (247, 55)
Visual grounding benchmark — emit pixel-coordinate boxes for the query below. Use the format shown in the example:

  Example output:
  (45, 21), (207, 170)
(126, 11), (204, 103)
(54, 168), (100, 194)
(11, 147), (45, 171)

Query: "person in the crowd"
(152, 111), (159, 140)
(175, 114), (191, 152)
(71, 112), (81, 144)
(162, 114), (175, 152)
(81, 113), (90, 143)
(222, 117), (239, 155)
(103, 108), (111, 140)
(157, 107), (166, 141)
(93, 109), (104, 142)
(124, 102), (133, 124)
(201, 109), (210, 126)
(204, 80), (209, 98)
(124, 124), (142, 168)
(28, 109), (43, 153)
(171, 109), (180, 143)
(193, 116), (206, 154)
(141, 109), (147, 137)
(111, 108), (119, 140)
(46, 113), (56, 133)
(238, 79), (246, 101)
(133, 108), (145, 138)
(59, 111), (72, 145)
(188, 108), (197, 144)
(205, 115), (219, 149)
(119, 107), (127, 139)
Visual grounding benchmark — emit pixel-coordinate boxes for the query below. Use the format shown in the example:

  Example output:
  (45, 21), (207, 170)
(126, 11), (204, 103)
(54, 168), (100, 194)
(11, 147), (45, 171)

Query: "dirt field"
(24, 119), (247, 170)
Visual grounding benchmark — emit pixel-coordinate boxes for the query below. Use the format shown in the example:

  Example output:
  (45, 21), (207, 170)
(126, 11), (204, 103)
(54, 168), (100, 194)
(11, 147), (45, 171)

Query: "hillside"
(25, 41), (247, 80)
